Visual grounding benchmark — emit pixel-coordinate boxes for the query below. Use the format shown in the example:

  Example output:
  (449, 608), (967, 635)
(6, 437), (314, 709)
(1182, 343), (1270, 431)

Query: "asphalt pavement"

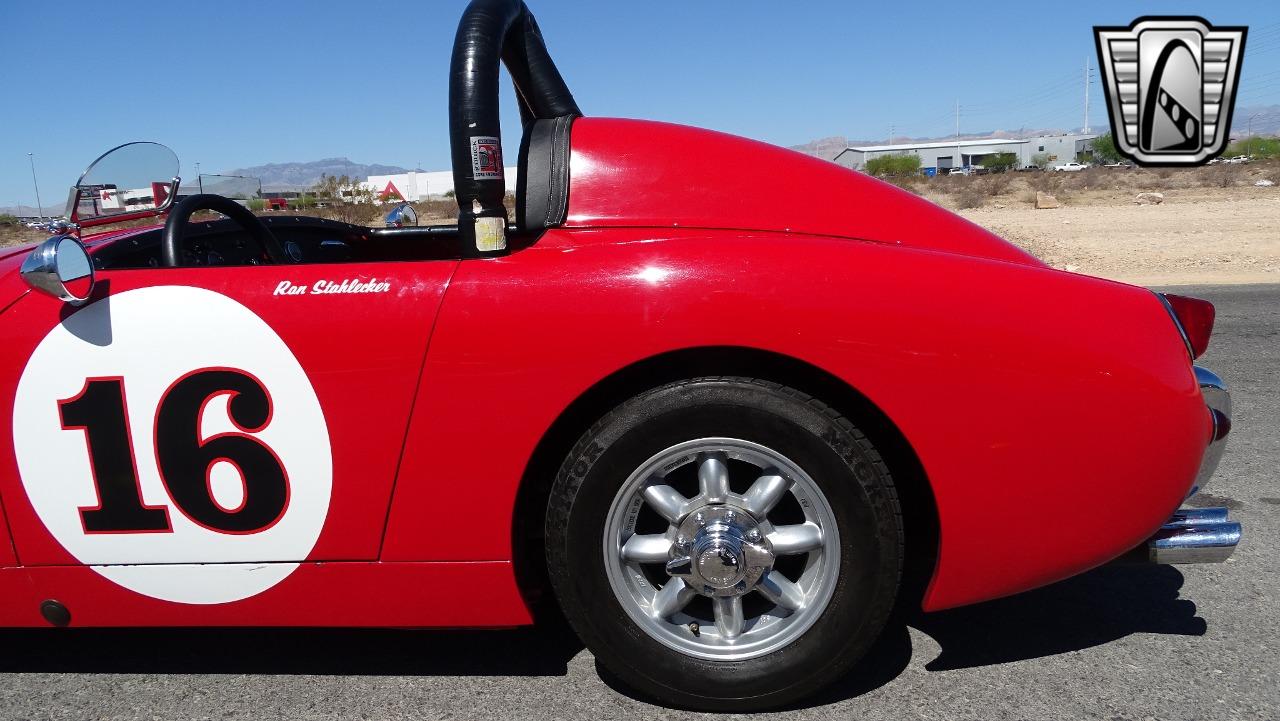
(0, 284), (1275, 721)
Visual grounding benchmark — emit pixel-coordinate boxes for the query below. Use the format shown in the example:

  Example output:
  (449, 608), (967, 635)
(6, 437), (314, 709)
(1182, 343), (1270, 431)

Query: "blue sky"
(2, 1), (1277, 209)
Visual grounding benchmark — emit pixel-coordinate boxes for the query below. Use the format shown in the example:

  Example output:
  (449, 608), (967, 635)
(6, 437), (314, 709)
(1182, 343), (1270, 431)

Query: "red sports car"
(0, 0), (1238, 710)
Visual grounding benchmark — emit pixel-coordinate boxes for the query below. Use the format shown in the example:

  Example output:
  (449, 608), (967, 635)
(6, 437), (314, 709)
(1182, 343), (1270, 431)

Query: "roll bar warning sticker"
(470, 136), (503, 180)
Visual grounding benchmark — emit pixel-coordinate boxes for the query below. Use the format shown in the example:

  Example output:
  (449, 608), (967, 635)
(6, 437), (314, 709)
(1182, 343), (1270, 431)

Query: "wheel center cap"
(697, 542), (743, 588)
(667, 505), (774, 597)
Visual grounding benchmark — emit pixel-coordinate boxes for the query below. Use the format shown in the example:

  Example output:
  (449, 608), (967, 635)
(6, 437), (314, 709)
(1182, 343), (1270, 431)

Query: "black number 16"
(58, 369), (289, 535)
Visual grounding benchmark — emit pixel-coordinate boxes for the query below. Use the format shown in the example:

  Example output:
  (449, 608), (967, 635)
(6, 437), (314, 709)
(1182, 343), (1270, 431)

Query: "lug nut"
(746, 529), (761, 542)
(695, 512), (705, 526)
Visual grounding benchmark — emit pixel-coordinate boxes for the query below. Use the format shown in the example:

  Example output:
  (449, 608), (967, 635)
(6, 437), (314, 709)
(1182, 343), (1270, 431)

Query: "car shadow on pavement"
(0, 564), (1204, 706)
(0, 616), (585, 678)
(908, 563), (1205, 672)
(792, 564), (1207, 708)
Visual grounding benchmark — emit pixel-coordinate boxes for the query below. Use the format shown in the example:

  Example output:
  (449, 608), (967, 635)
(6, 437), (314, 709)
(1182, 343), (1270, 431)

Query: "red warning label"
(470, 136), (503, 180)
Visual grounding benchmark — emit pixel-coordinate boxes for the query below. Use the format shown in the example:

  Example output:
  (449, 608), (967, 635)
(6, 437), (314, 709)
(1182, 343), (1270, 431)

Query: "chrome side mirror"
(20, 235), (95, 305)
(384, 202), (418, 228)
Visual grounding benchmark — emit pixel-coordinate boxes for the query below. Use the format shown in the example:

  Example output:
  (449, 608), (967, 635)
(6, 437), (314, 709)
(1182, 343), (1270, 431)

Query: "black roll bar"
(449, 0), (580, 256)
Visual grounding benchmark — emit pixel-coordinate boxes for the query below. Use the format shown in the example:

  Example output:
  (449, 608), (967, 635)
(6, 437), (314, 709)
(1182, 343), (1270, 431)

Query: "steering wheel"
(162, 194), (286, 268)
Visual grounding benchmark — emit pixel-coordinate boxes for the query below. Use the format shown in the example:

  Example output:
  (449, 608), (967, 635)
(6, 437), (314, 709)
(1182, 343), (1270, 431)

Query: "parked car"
(1052, 161), (1089, 172)
(0, 0), (1239, 710)
(947, 167), (968, 176)
(1222, 155), (1252, 164)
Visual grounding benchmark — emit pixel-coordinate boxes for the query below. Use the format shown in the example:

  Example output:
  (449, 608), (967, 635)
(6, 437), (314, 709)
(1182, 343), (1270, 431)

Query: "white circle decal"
(13, 286), (332, 604)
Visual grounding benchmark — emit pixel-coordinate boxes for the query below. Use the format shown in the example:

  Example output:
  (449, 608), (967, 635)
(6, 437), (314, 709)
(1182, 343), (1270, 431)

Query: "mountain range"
(222, 158), (413, 190)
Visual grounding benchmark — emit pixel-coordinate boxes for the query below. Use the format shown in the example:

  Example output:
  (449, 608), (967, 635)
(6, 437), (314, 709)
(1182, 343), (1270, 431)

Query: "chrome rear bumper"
(1139, 365), (1240, 564)
(1191, 366), (1230, 496)
(1147, 507), (1241, 564)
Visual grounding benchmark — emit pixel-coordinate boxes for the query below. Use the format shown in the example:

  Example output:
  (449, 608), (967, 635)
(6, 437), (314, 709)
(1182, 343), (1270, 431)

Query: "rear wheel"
(546, 377), (902, 710)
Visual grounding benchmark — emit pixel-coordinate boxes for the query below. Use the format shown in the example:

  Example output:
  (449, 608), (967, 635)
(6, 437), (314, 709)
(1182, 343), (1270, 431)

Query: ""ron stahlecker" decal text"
(273, 279), (392, 296)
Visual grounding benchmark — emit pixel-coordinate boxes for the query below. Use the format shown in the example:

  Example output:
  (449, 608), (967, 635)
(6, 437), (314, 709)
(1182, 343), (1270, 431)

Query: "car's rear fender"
(382, 227), (1205, 612)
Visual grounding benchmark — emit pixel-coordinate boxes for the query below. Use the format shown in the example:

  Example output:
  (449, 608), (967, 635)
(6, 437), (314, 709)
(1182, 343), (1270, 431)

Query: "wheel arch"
(511, 345), (939, 617)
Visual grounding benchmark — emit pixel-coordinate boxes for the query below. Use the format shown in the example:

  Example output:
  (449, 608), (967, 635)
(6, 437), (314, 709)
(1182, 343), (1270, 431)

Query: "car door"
(0, 256), (456, 576)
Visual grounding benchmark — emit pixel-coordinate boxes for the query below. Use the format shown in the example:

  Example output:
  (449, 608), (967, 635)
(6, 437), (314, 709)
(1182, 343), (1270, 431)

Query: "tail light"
(1160, 293), (1215, 359)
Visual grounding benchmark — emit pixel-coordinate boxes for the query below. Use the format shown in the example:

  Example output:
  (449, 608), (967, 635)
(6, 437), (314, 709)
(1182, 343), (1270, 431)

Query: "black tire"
(545, 377), (902, 710)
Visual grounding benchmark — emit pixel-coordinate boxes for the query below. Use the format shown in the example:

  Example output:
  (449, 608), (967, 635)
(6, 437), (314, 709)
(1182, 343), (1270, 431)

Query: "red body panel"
(0, 260), (455, 564)
(0, 245), (36, 315)
(0, 562), (529, 627)
(0, 118), (1210, 626)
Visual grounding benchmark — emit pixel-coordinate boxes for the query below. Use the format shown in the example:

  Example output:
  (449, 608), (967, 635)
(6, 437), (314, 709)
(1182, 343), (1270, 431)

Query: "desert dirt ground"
(956, 185), (1280, 286)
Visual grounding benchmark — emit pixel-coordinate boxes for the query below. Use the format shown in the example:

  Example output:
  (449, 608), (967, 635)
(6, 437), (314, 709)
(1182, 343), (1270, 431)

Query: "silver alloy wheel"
(603, 437), (841, 661)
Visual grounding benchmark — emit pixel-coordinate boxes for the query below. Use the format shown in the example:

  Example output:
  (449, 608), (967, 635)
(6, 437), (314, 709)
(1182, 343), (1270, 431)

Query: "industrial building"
(363, 168), (517, 202)
(833, 133), (1098, 174)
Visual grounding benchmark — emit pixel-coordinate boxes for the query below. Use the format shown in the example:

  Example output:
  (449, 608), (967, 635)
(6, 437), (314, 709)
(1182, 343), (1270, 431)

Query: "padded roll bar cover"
(449, 0), (580, 255)
(516, 115), (575, 231)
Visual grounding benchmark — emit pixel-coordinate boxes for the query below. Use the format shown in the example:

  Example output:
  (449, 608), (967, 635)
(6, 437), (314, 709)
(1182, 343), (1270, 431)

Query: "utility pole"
(955, 99), (961, 172)
(27, 153), (43, 220)
(196, 162), (203, 194)
(1247, 113), (1260, 157)
(1083, 56), (1091, 134)
(888, 124), (894, 146)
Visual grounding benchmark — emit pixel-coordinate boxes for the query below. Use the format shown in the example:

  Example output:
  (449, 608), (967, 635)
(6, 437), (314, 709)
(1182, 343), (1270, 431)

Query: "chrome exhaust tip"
(1147, 507), (1241, 564)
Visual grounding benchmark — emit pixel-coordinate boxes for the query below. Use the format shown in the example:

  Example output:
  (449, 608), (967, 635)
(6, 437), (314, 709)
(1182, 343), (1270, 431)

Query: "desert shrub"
(865, 153), (922, 178)
(334, 202), (382, 225)
(0, 213), (18, 226)
(1091, 132), (1123, 164)
(411, 198), (458, 221)
(1061, 166), (1105, 191)
(980, 173), (1012, 196)
(1027, 171), (1063, 193)
(1201, 164), (1245, 188)
(954, 187), (985, 209)
(246, 198), (266, 212)
(1030, 152), (1053, 169)
(931, 174), (963, 194)
(983, 153), (1018, 173)
(885, 175), (925, 194)
(1227, 136), (1280, 159)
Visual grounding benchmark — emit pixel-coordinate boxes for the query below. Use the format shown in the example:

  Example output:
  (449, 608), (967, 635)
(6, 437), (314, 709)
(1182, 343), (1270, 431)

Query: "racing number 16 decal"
(60, 370), (289, 535)
(14, 285), (333, 604)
